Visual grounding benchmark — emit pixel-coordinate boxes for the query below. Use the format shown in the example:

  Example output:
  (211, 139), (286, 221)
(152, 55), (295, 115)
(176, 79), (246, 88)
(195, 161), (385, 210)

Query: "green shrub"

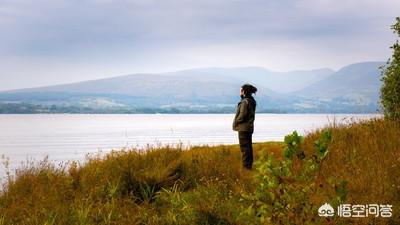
(242, 130), (348, 225)
(380, 17), (400, 120)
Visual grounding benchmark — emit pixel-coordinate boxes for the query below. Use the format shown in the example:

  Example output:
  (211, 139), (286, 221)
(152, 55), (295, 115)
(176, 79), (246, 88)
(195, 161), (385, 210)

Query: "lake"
(0, 113), (382, 180)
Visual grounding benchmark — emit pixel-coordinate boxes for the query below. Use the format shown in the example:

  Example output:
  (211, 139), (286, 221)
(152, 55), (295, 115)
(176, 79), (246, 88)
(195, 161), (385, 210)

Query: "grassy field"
(0, 117), (399, 224)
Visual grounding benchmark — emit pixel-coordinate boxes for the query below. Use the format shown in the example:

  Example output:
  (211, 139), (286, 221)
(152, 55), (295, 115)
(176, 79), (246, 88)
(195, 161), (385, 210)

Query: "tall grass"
(0, 117), (398, 224)
(301, 117), (400, 224)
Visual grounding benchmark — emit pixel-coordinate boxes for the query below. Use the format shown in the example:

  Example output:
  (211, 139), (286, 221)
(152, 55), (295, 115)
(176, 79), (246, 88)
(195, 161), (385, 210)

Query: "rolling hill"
(0, 62), (385, 113)
(293, 61), (383, 106)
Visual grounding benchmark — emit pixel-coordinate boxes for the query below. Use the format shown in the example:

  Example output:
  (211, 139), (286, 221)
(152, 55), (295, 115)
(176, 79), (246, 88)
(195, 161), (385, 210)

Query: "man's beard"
(240, 94), (244, 99)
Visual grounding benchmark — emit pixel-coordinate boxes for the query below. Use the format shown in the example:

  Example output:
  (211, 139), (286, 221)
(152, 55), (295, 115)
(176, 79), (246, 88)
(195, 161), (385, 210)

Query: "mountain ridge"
(0, 61), (385, 113)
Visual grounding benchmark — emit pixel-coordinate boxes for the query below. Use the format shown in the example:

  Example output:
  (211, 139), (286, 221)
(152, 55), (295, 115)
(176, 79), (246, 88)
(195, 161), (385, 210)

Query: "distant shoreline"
(0, 112), (384, 115)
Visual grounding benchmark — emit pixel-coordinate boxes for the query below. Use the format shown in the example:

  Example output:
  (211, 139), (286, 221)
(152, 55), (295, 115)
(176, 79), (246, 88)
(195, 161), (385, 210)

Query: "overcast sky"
(0, 0), (399, 91)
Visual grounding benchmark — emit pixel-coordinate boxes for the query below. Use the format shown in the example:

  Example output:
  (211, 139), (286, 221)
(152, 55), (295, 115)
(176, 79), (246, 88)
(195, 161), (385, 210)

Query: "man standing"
(232, 84), (257, 170)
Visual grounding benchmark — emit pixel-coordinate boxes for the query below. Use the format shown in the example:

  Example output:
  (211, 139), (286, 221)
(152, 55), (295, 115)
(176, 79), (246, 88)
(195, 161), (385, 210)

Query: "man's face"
(240, 88), (244, 98)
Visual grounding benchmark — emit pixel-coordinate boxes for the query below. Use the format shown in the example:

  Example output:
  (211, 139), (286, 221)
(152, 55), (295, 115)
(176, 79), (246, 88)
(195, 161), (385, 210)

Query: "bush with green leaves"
(380, 17), (400, 120)
(241, 130), (348, 225)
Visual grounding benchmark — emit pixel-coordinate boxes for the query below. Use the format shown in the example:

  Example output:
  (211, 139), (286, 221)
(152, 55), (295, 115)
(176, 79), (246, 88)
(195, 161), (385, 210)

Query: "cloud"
(0, 0), (399, 90)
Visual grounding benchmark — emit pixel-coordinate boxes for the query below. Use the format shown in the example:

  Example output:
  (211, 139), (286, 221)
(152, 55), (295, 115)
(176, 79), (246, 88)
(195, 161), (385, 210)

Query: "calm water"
(0, 113), (381, 180)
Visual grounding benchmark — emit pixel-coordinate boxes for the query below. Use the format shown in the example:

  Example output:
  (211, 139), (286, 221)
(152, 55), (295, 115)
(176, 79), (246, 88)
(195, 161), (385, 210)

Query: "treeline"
(0, 102), (287, 114)
(0, 102), (377, 114)
(0, 103), (234, 114)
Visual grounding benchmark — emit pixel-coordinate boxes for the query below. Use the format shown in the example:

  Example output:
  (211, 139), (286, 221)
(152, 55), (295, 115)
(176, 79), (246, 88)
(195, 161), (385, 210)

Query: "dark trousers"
(238, 131), (253, 169)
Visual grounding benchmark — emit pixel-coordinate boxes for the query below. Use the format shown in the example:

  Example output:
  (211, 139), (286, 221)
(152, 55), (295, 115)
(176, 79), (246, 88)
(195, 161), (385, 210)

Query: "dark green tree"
(380, 17), (400, 120)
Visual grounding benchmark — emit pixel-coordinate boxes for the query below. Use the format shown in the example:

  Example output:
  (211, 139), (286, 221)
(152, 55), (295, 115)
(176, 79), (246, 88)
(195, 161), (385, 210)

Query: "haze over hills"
(294, 62), (382, 101)
(185, 67), (335, 93)
(0, 61), (385, 113)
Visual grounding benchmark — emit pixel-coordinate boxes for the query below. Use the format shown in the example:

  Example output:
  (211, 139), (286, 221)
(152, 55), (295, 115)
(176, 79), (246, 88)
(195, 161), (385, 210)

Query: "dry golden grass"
(0, 141), (284, 224)
(0, 117), (398, 224)
(302, 117), (400, 224)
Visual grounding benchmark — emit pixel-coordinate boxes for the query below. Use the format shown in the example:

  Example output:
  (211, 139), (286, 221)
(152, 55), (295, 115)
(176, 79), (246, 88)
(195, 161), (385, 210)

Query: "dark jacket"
(232, 96), (256, 133)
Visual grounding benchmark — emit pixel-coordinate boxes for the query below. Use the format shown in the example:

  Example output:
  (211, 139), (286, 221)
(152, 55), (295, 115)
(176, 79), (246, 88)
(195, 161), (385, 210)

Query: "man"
(232, 83), (257, 170)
